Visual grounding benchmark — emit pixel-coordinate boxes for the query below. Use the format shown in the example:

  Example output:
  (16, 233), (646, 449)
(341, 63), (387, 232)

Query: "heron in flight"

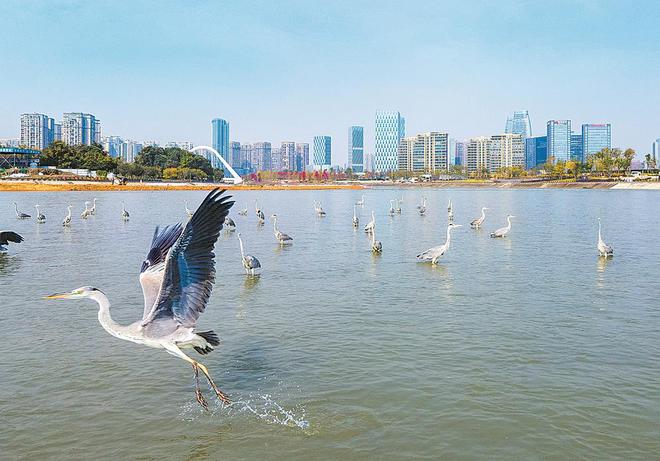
(271, 214), (293, 245)
(62, 205), (72, 227)
(255, 200), (265, 225)
(185, 201), (194, 219)
(352, 204), (359, 228)
(35, 205), (46, 223)
(417, 223), (462, 265)
(237, 232), (261, 275)
(90, 198), (98, 215)
(364, 211), (375, 233)
(224, 216), (236, 232)
(470, 207), (488, 229)
(81, 201), (92, 219)
(490, 215), (514, 238)
(597, 218), (614, 257)
(237, 204), (248, 216)
(13, 202), (31, 219)
(46, 189), (235, 410)
(371, 226), (382, 253)
(0, 231), (23, 252)
(121, 202), (130, 221)
(355, 195), (365, 206)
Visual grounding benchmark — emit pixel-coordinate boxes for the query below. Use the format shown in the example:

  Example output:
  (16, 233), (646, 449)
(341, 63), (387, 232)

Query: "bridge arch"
(190, 146), (243, 184)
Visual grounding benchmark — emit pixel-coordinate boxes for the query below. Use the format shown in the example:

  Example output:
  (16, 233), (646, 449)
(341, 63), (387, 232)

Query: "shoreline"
(0, 179), (658, 192)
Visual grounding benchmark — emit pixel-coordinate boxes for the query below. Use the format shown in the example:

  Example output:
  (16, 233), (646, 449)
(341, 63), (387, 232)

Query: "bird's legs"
(192, 363), (209, 410)
(195, 361), (231, 405)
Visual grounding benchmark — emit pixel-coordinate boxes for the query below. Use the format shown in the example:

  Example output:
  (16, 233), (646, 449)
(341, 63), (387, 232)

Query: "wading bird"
(255, 199), (265, 224)
(0, 231), (23, 252)
(355, 195), (365, 206)
(417, 223), (462, 265)
(597, 218), (614, 257)
(364, 211), (375, 233)
(224, 216), (236, 232)
(46, 189), (235, 410)
(90, 198), (98, 215)
(185, 201), (194, 218)
(352, 204), (359, 228)
(271, 214), (293, 244)
(490, 215), (514, 238)
(395, 199), (402, 214)
(121, 202), (130, 221)
(447, 200), (454, 223)
(371, 227), (382, 253)
(35, 205), (46, 223)
(237, 232), (261, 275)
(388, 200), (395, 216)
(314, 201), (326, 217)
(81, 202), (92, 219)
(237, 204), (248, 216)
(418, 197), (427, 216)
(13, 202), (31, 219)
(62, 205), (72, 227)
(470, 207), (488, 229)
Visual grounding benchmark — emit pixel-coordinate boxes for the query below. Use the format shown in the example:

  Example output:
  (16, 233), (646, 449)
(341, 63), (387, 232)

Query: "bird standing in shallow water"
(271, 214), (293, 245)
(35, 205), (46, 223)
(237, 232), (261, 275)
(352, 204), (359, 228)
(490, 215), (514, 238)
(417, 223), (462, 265)
(121, 202), (130, 221)
(471, 207), (488, 229)
(62, 205), (72, 227)
(13, 202), (31, 219)
(597, 218), (614, 257)
(46, 189), (235, 410)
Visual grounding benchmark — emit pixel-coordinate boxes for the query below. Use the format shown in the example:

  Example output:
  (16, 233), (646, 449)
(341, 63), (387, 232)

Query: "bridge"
(190, 146), (243, 184)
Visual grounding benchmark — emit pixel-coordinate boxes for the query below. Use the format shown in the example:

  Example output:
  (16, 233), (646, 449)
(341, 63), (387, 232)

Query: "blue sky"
(1, 0), (659, 163)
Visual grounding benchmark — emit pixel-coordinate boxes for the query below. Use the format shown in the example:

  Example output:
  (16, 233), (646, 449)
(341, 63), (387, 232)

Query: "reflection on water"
(1, 189), (659, 460)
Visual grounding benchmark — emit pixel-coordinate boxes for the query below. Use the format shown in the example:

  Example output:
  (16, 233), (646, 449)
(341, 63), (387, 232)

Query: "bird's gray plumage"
(0, 231), (23, 247)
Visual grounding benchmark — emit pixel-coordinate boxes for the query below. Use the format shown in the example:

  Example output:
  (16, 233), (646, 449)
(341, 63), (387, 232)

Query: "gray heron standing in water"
(35, 205), (46, 223)
(417, 223), (462, 265)
(121, 202), (130, 221)
(371, 226), (382, 253)
(81, 201), (92, 219)
(355, 195), (365, 206)
(395, 198), (402, 214)
(90, 198), (98, 215)
(314, 201), (326, 217)
(62, 205), (72, 227)
(447, 199), (454, 223)
(237, 204), (248, 216)
(388, 200), (395, 216)
(255, 199), (265, 225)
(0, 231), (23, 252)
(13, 202), (31, 219)
(224, 216), (236, 232)
(470, 207), (488, 229)
(237, 232), (261, 275)
(597, 218), (614, 257)
(490, 215), (514, 238)
(46, 189), (235, 410)
(364, 211), (375, 233)
(271, 214), (293, 244)
(418, 197), (427, 216)
(352, 204), (359, 228)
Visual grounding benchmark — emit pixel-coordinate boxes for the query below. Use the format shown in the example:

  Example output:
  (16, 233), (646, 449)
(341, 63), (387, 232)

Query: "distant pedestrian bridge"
(190, 146), (243, 184)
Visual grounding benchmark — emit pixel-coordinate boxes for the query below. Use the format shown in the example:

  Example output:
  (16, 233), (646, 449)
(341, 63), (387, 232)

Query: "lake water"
(1, 188), (659, 460)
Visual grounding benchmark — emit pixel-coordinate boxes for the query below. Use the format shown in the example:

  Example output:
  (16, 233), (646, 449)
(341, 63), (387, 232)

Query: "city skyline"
(1, 1), (658, 165)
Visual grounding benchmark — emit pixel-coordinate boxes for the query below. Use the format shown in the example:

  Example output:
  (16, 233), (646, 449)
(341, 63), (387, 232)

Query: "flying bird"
(417, 223), (462, 265)
(0, 231), (23, 252)
(597, 218), (614, 257)
(490, 215), (514, 238)
(46, 189), (235, 410)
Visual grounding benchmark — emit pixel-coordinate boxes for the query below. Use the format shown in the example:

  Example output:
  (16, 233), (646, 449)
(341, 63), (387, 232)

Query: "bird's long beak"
(44, 292), (71, 300)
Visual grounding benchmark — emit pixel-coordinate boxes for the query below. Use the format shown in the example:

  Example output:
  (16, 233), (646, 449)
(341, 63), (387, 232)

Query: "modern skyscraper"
(280, 142), (296, 171)
(487, 134), (525, 171)
(211, 118), (229, 169)
(61, 112), (100, 146)
(454, 141), (468, 167)
(652, 138), (660, 164)
(397, 132), (449, 173)
(581, 124), (611, 159)
(20, 113), (58, 150)
(525, 136), (548, 169)
(466, 137), (490, 173)
(230, 141), (241, 169)
(348, 126), (364, 173)
(313, 136), (331, 170)
(295, 143), (309, 172)
(570, 134), (583, 161)
(505, 111), (532, 138)
(375, 111), (405, 172)
(546, 120), (571, 162)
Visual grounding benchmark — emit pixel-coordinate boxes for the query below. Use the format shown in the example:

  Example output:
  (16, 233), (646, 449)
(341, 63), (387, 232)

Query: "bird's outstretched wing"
(0, 231), (24, 245)
(139, 224), (184, 319)
(142, 189), (234, 328)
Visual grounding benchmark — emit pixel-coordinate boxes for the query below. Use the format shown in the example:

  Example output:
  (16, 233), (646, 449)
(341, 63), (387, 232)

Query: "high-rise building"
(0, 138), (20, 148)
(581, 124), (611, 159)
(61, 112), (100, 146)
(270, 147), (282, 171)
(466, 137), (490, 173)
(239, 143), (253, 171)
(397, 132), (449, 173)
(252, 142), (272, 171)
(652, 138), (660, 164)
(570, 134), (583, 162)
(20, 113), (58, 150)
(211, 118), (229, 169)
(505, 110), (532, 138)
(525, 136), (548, 169)
(375, 111), (405, 172)
(230, 141), (241, 169)
(165, 141), (194, 150)
(454, 141), (467, 167)
(102, 136), (142, 162)
(313, 136), (331, 170)
(295, 143), (309, 172)
(487, 134), (525, 171)
(546, 120), (571, 162)
(348, 126), (364, 173)
(280, 142), (296, 171)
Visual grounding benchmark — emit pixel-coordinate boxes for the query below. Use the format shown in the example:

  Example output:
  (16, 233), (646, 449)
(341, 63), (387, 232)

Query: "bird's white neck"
(598, 222), (604, 245)
(481, 208), (486, 220)
(506, 216), (512, 231)
(445, 226), (453, 247)
(238, 237), (246, 258)
(90, 291), (124, 339)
